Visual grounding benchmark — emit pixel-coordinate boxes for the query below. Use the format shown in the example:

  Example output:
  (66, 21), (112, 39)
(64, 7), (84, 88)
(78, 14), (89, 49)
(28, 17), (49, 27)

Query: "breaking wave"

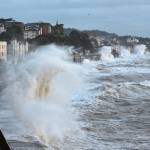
(98, 44), (147, 63)
(99, 46), (114, 62)
(3, 45), (83, 145)
(119, 47), (131, 58)
(132, 44), (146, 55)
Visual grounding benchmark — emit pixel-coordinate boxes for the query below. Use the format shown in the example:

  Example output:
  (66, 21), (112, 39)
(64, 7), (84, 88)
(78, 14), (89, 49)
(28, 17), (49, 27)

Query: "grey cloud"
(0, 0), (150, 37)
(2, 0), (150, 10)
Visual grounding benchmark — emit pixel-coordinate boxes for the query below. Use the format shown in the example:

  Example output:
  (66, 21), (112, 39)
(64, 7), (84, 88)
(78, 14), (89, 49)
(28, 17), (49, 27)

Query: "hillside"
(65, 28), (150, 50)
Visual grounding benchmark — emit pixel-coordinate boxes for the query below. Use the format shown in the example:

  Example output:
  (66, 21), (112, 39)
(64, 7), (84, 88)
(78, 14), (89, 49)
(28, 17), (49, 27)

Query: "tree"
(69, 30), (95, 53)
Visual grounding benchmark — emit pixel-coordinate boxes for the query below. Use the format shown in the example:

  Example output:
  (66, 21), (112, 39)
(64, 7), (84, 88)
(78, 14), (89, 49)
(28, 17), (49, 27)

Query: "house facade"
(8, 39), (29, 63)
(24, 23), (40, 39)
(24, 29), (39, 39)
(0, 41), (7, 61)
(24, 23), (52, 39)
(39, 23), (51, 35)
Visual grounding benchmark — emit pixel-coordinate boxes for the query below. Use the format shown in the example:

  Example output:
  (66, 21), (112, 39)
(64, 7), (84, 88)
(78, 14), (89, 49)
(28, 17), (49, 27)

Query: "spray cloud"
(132, 44), (146, 55)
(3, 44), (82, 145)
(99, 46), (114, 62)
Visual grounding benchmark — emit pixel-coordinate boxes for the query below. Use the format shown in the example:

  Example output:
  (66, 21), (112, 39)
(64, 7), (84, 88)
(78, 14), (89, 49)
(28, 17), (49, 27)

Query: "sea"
(0, 45), (150, 150)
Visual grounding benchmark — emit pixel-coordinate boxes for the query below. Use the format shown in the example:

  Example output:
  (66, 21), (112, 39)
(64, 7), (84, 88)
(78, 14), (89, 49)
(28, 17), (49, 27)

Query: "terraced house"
(0, 41), (7, 61)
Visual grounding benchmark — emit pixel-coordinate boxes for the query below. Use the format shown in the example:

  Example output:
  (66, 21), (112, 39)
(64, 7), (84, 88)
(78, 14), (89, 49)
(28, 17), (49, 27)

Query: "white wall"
(0, 41), (7, 61)
(9, 40), (29, 63)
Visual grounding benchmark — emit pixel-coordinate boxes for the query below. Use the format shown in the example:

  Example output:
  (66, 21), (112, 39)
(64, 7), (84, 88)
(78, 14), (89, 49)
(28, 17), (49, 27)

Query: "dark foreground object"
(0, 130), (12, 150)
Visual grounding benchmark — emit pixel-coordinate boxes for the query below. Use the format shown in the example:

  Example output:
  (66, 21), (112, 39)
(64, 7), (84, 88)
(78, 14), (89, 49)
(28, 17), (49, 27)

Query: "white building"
(127, 37), (139, 43)
(24, 30), (39, 39)
(24, 23), (40, 39)
(8, 40), (29, 63)
(24, 23), (52, 39)
(0, 23), (5, 34)
(0, 41), (7, 61)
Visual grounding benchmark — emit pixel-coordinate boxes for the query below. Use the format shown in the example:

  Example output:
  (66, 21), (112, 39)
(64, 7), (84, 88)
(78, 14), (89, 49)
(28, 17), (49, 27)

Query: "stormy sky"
(0, 0), (150, 37)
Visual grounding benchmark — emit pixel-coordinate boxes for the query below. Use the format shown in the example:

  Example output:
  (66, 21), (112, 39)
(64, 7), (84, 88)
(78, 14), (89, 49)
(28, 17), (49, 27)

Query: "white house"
(127, 37), (139, 43)
(24, 29), (39, 39)
(8, 40), (29, 63)
(0, 41), (7, 61)
(24, 23), (40, 39)
(24, 23), (52, 39)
